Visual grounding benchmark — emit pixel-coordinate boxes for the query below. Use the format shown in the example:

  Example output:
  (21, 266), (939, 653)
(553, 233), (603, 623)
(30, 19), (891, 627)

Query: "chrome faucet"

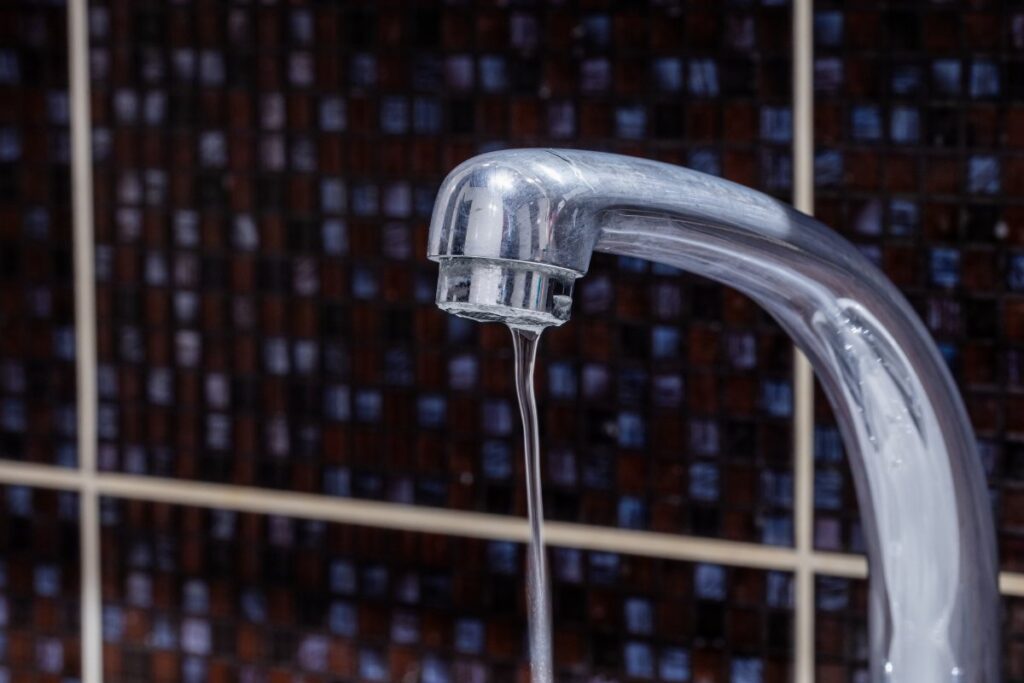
(427, 149), (999, 681)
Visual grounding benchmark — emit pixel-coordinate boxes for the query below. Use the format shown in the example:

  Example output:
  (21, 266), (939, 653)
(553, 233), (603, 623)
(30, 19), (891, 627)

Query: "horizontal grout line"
(0, 461), (83, 491)
(1, 461), (1023, 593)
(97, 472), (801, 572)
(808, 550), (867, 578)
(1000, 572), (1024, 597)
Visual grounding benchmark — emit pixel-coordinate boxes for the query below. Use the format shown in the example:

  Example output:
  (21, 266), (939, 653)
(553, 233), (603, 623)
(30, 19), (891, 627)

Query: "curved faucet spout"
(427, 149), (999, 680)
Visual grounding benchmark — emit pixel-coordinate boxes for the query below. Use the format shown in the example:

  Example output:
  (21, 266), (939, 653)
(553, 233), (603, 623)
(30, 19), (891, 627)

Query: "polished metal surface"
(427, 148), (1000, 681)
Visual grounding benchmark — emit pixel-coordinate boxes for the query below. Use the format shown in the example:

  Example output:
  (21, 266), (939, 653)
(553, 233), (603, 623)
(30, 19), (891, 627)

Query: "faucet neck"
(428, 149), (1000, 680)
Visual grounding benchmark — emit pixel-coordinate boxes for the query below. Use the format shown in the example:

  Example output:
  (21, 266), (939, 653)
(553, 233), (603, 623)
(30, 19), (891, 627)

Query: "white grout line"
(792, 0), (816, 679)
(67, 0), (102, 681)
(3, 459), (1024, 590)
(97, 472), (803, 570)
(1000, 572), (1024, 597)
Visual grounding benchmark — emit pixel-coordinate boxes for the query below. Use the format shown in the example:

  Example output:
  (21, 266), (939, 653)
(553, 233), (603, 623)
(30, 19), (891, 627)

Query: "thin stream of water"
(509, 325), (553, 683)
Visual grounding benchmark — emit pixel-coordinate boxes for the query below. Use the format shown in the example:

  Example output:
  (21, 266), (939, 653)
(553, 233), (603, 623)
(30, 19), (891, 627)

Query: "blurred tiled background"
(0, 485), (81, 681)
(0, 0), (77, 468)
(100, 499), (794, 682)
(87, 0), (797, 545)
(2, 0), (1024, 680)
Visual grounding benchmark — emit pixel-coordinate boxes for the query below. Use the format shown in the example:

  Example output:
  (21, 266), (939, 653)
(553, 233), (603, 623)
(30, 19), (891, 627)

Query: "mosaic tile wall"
(100, 498), (795, 683)
(0, 485), (81, 681)
(811, 0), (1024, 562)
(0, 0), (77, 467)
(812, 576), (867, 682)
(816, 575), (1024, 683)
(87, 0), (797, 545)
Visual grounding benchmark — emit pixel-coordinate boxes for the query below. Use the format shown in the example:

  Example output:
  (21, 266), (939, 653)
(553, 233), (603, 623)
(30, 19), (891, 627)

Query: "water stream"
(509, 325), (554, 683)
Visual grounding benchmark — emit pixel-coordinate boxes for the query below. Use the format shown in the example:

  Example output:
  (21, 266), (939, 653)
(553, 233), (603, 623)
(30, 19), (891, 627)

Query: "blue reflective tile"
(1009, 253), (1024, 292)
(323, 467), (351, 497)
(617, 369), (647, 405)
(482, 441), (512, 481)
(761, 379), (793, 418)
(581, 58), (611, 93)
(624, 597), (654, 635)
(329, 601), (357, 636)
(690, 463), (719, 502)
(362, 565), (390, 598)
(931, 59), (962, 96)
(417, 395), (446, 428)
(548, 362), (577, 399)
(354, 390), (382, 422)
(617, 496), (647, 529)
(351, 183), (378, 216)
(319, 96), (347, 133)
(653, 58), (684, 92)
(581, 14), (611, 48)
(889, 199), (919, 236)
(969, 61), (1000, 98)
(766, 571), (793, 608)
(448, 355), (478, 391)
(890, 106), (920, 144)
(761, 149), (793, 190)
(478, 55), (507, 92)
(385, 348), (414, 385)
(445, 55), (474, 90)
(731, 657), (763, 683)
(689, 419), (719, 456)
(359, 649), (387, 681)
(760, 106), (792, 143)
(350, 53), (377, 88)
(413, 97), (442, 133)
(814, 470), (843, 511)
(688, 148), (721, 176)
(548, 101), (575, 138)
(814, 10), (843, 47)
(487, 541), (518, 575)
(816, 576), (850, 611)
(814, 426), (843, 463)
(660, 647), (691, 682)
(764, 515), (794, 546)
(851, 105), (882, 142)
(624, 642), (655, 679)
(321, 219), (348, 254)
(412, 56), (442, 90)
(761, 470), (793, 508)
(616, 105), (647, 140)
(930, 248), (961, 289)
(688, 59), (719, 97)
(588, 552), (620, 584)
(891, 64), (922, 95)
(695, 563), (725, 600)
(583, 452), (614, 489)
(548, 447), (576, 487)
(617, 411), (646, 449)
(814, 57), (843, 93)
(454, 619), (484, 654)
(422, 656), (450, 683)
(553, 547), (583, 583)
(967, 155), (1000, 195)
(651, 326), (681, 359)
(814, 149), (844, 187)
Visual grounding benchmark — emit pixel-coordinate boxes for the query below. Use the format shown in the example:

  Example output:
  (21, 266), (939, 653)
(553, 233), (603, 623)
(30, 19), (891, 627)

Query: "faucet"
(427, 149), (1000, 681)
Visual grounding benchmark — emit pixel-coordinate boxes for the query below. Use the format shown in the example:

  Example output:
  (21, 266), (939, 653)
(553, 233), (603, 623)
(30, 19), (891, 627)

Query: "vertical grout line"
(792, 0), (815, 681)
(793, 353), (815, 683)
(67, 0), (102, 681)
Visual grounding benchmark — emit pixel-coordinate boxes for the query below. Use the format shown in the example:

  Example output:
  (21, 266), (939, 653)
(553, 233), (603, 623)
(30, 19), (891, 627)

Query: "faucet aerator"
(434, 257), (577, 329)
